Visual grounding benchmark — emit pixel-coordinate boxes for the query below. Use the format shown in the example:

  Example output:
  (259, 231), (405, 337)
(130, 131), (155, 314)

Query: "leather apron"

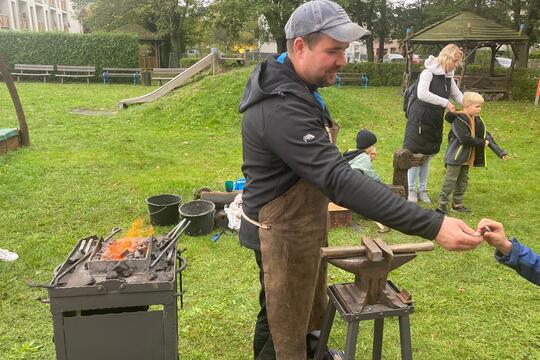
(258, 122), (339, 360)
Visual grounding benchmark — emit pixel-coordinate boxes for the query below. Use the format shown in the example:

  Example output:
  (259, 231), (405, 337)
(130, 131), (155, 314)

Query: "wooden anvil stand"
(314, 238), (434, 360)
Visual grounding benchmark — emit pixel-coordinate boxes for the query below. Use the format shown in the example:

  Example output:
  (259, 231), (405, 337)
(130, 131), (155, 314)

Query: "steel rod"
(321, 241), (434, 260)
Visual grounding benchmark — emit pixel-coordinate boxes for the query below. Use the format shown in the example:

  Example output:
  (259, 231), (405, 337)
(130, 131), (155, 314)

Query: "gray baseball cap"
(285, 0), (371, 42)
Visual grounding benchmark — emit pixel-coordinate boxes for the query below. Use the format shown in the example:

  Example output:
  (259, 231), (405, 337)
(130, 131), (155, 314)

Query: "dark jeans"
(253, 250), (276, 360)
(253, 250), (324, 360)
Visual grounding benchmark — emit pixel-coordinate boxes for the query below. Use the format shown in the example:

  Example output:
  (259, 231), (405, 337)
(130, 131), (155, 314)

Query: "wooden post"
(211, 48), (221, 75)
(0, 52), (30, 146)
(489, 45), (496, 77)
(243, 50), (250, 67)
(392, 149), (425, 198)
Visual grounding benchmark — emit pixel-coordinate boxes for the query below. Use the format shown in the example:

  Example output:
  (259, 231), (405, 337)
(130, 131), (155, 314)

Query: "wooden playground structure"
(0, 52), (29, 156)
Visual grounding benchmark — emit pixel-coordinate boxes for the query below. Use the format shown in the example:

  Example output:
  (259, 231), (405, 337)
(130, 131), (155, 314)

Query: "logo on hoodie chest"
(303, 134), (315, 142)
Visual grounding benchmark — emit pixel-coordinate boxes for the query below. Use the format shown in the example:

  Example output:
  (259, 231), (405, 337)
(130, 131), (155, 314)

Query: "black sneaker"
(451, 203), (471, 213)
(436, 204), (448, 215)
(327, 349), (345, 360)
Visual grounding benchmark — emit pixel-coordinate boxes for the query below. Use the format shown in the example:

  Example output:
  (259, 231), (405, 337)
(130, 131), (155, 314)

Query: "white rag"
(224, 193), (242, 231)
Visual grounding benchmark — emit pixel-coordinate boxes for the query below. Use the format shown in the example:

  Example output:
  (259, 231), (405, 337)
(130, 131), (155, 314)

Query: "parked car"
(495, 57), (512, 68)
(186, 49), (200, 57)
(383, 53), (404, 63)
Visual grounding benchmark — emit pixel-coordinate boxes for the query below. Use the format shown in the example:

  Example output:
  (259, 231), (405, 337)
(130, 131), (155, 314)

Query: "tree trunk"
(366, 0), (376, 62)
(276, 35), (287, 54)
(377, 0), (387, 62)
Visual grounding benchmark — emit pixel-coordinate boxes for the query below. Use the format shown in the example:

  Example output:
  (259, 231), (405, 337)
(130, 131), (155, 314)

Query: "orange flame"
(101, 218), (154, 261)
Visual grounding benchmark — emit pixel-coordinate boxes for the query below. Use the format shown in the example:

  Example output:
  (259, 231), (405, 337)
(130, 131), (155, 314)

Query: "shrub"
(0, 30), (139, 79)
(179, 57), (201, 68)
(511, 68), (540, 100)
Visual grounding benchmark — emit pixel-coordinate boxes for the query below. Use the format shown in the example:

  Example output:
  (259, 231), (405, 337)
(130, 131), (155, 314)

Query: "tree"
(250, 0), (304, 53)
(79, 0), (205, 67)
(203, 0), (259, 51)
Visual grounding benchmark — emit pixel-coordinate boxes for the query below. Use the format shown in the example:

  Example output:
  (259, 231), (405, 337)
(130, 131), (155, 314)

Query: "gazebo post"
(489, 45), (496, 76)
(0, 52), (30, 147)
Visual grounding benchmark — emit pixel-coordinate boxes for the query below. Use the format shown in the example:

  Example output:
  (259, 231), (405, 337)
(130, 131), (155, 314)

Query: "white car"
(495, 57), (512, 68)
(383, 53), (404, 63)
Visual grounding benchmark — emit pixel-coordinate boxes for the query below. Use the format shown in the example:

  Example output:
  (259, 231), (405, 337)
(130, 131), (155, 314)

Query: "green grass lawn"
(1, 71), (539, 360)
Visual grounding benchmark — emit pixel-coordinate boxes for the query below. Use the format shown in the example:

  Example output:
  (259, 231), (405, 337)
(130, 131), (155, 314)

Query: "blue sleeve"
(494, 238), (540, 286)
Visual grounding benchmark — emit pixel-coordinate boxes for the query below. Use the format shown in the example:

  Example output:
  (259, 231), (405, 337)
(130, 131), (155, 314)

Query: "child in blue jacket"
(343, 129), (382, 183)
(478, 218), (540, 285)
(437, 92), (507, 215)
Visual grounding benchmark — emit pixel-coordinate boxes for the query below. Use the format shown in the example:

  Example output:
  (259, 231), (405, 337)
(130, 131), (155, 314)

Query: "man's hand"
(446, 102), (457, 113)
(477, 218), (512, 255)
(435, 216), (483, 251)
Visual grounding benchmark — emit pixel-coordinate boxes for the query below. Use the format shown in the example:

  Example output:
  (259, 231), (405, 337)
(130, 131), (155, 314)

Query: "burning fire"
(101, 218), (154, 261)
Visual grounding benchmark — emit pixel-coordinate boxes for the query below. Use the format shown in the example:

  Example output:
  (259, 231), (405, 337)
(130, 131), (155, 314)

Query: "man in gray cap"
(239, 1), (483, 359)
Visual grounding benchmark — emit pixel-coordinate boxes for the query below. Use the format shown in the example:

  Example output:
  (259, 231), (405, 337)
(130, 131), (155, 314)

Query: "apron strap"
(241, 209), (271, 230)
(324, 126), (334, 144)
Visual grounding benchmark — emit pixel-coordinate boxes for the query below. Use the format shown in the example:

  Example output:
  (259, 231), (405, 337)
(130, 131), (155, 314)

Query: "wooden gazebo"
(113, 24), (163, 69)
(403, 11), (529, 100)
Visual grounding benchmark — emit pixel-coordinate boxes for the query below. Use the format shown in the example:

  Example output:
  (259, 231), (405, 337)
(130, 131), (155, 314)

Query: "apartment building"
(0, 0), (82, 33)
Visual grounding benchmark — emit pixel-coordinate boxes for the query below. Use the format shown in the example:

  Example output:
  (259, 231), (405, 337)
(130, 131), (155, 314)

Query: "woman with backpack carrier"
(403, 44), (464, 203)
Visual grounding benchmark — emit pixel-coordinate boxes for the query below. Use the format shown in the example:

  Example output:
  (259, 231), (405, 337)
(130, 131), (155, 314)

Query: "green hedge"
(0, 31), (139, 80)
(340, 62), (539, 101)
(340, 62), (423, 86)
(511, 68), (540, 100)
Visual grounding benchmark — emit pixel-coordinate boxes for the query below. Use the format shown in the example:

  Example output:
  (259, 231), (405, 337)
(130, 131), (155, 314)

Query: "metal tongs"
(150, 219), (191, 268)
(28, 227), (121, 289)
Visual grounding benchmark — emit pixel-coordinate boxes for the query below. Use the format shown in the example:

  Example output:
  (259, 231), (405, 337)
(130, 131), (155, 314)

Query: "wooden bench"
(455, 74), (511, 100)
(55, 65), (95, 84)
(0, 128), (20, 156)
(101, 67), (142, 84)
(10, 64), (54, 83)
(336, 72), (368, 88)
(151, 68), (186, 85)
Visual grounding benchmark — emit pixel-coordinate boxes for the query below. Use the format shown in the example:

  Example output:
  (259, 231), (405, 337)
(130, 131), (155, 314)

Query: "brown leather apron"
(258, 122), (339, 360)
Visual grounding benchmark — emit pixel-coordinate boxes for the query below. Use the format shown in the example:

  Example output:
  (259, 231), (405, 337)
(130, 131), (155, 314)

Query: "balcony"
(59, 0), (67, 11)
(0, 14), (10, 29)
(19, 17), (29, 30)
(48, 0), (56, 8)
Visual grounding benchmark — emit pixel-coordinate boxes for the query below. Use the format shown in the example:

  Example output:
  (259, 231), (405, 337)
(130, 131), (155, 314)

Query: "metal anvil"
(321, 238), (434, 313)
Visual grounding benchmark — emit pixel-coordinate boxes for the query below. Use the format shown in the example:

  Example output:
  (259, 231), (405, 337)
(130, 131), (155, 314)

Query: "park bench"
(336, 72), (368, 88)
(101, 67), (142, 84)
(0, 128), (20, 156)
(55, 65), (95, 84)
(10, 64), (54, 83)
(151, 68), (186, 85)
(455, 74), (511, 100)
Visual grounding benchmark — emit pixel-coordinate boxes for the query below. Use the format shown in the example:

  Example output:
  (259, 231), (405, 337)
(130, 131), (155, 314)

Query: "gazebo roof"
(406, 11), (528, 44)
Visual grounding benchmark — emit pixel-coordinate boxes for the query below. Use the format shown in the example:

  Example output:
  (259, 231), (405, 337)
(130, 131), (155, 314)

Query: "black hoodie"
(238, 54), (443, 250)
(444, 112), (507, 166)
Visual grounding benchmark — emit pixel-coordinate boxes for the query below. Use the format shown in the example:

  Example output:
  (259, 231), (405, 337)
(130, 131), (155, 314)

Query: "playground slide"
(117, 52), (215, 108)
